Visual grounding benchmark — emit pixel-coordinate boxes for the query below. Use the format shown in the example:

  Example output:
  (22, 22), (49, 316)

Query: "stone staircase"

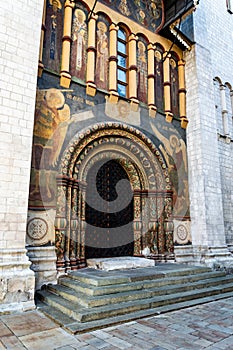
(36, 263), (233, 334)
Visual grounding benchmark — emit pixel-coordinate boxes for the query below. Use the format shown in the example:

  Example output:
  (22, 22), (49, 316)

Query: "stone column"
(178, 59), (188, 129)
(70, 179), (79, 270)
(109, 23), (119, 103)
(133, 191), (142, 256)
(55, 176), (69, 274)
(128, 34), (139, 111)
(79, 181), (87, 267)
(86, 13), (98, 96)
(60, 0), (74, 88)
(163, 53), (173, 123)
(147, 44), (157, 117)
(38, 0), (47, 77)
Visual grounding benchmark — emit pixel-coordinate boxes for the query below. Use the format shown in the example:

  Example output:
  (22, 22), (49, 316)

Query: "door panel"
(85, 159), (134, 259)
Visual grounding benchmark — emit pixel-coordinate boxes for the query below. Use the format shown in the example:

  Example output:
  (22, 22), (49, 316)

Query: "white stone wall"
(0, 0), (44, 312)
(218, 138), (233, 251)
(185, 0), (233, 264)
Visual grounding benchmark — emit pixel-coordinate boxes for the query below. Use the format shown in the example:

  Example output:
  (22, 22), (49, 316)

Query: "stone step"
(37, 281), (233, 323)
(60, 270), (228, 297)
(48, 275), (233, 308)
(68, 265), (212, 287)
(37, 291), (233, 334)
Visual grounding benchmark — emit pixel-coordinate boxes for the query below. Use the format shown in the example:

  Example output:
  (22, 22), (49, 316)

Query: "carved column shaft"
(148, 194), (158, 254)
(164, 191), (174, 254)
(70, 179), (79, 270)
(55, 175), (70, 272)
(79, 182), (87, 267)
(133, 191), (142, 256)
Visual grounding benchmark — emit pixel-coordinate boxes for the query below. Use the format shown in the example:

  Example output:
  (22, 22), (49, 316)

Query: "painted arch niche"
(55, 123), (174, 272)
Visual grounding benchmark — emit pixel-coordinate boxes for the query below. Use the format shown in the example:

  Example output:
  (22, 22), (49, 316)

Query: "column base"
(181, 117), (189, 129)
(148, 105), (157, 118)
(60, 72), (71, 88)
(86, 82), (96, 97)
(193, 245), (233, 268)
(165, 112), (173, 123)
(130, 98), (139, 112)
(27, 245), (57, 291)
(174, 245), (195, 264)
(0, 249), (35, 314)
(109, 91), (119, 104)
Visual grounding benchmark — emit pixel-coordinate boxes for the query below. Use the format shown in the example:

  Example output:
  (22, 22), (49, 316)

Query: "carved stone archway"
(55, 122), (174, 272)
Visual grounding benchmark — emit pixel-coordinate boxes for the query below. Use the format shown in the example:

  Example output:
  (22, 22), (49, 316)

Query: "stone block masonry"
(0, 0), (44, 312)
(185, 0), (233, 266)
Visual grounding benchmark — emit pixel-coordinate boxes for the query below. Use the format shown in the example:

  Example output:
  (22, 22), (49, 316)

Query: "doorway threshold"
(86, 256), (155, 271)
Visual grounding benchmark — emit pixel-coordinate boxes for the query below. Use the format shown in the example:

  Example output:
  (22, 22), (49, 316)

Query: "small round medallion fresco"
(176, 224), (188, 241)
(27, 218), (48, 240)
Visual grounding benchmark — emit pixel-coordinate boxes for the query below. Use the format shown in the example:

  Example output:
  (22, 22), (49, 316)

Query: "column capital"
(178, 59), (186, 67)
(88, 13), (98, 21)
(128, 33), (138, 42)
(163, 52), (171, 60)
(147, 43), (155, 51)
(109, 23), (119, 32)
(64, 0), (75, 9)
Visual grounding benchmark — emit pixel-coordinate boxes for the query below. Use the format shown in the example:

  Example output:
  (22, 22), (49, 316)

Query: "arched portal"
(55, 123), (174, 272)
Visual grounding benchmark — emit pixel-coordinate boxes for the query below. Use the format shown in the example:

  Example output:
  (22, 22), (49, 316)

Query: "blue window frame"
(117, 28), (128, 97)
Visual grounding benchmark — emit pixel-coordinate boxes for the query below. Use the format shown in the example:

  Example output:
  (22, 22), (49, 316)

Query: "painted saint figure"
(95, 21), (109, 90)
(70, 9), (87, 81)
(150, 122), (189, 216)
(119, 0), (131, 16)
(43, 0), (63, 72)
(30, 89), (71, 202)
(137, 41), (147, 103)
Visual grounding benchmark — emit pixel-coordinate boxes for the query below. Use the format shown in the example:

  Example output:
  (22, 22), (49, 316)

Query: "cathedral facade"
(0, 0), (232, 312)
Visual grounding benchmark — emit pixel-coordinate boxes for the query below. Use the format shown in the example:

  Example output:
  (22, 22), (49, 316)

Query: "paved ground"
(1, 297), (233, 350)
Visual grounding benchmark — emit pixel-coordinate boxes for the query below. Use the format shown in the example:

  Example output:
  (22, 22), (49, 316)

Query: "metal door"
(85, 159), (134, 259)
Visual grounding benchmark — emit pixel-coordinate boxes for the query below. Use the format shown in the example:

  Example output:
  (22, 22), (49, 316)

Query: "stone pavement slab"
(0, 297), (233, 349)
(19, 328), (81, 350)
(0, 310), (57, 337)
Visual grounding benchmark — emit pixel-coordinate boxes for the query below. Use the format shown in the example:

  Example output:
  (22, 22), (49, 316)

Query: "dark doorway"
(85, 159), (134, 259)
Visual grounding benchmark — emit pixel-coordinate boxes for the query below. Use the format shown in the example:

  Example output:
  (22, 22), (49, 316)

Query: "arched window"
(117, 28), (128, 97)
(137, 36), (148, 103)
(95, 14), (110, 91)
(225, 83), (233, 137)
(154, 44), (164, 111)
(70, 5), (88, 82)
(213, 78), (223, 134)
(170, 52), (179, 117)
(227, 0), (233, 13)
